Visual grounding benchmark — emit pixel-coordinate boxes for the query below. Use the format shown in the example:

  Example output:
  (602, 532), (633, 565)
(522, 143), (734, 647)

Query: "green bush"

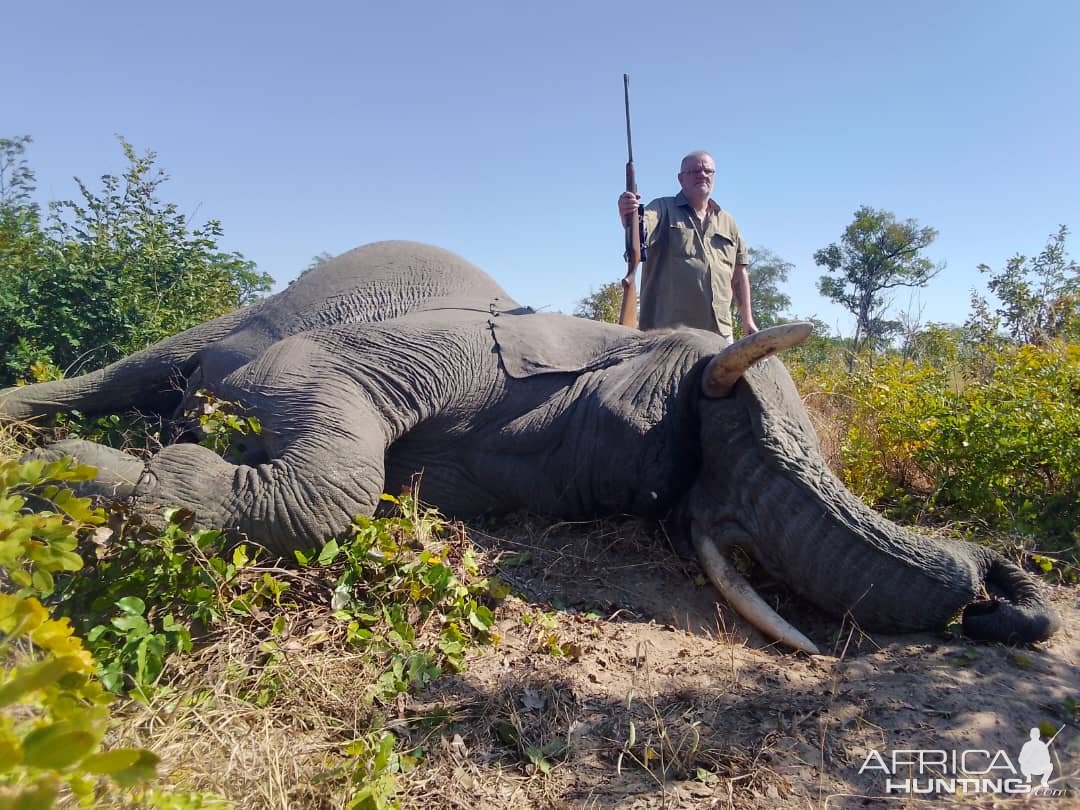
(0, 450), (502, 808)
(0, 458), (160, 806)
(298, 491), (504, 704)
(60, 511), (244, 699)
(792, 340), (1079, 554)
(0, 135), (272, 385)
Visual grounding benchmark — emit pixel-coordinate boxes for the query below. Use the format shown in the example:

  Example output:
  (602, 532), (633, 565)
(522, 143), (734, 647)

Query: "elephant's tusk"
(701, 322), (813, 398)
(693, 532), (821, 655)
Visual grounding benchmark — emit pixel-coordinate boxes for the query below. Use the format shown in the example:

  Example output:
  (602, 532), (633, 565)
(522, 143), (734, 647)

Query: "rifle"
(619, 73), (641, 329)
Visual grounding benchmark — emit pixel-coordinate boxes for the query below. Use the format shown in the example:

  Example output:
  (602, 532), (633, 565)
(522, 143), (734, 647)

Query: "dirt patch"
(394, 517), (1080, 808)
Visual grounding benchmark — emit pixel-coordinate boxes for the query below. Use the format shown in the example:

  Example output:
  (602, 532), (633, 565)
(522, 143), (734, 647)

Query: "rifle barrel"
(620, 73), (641, 329)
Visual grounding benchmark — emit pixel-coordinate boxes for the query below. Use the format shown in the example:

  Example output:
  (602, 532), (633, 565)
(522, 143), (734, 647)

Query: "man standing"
(618, 151), (756, 340)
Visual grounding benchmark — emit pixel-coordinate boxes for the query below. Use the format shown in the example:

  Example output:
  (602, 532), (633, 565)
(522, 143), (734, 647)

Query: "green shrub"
(299, 491), (504, 705)
(792, 340), (1079, 554)
(920, 342), (1079, 545)
(0, 458), (160, 806)
(0, 135), (272, 386)
(61, 511), (244, 699)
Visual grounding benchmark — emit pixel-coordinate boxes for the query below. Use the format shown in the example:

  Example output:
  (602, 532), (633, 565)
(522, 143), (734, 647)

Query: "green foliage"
(283, 492), (503, 806)
(521, 610), (580, 658)
(0, 136), (49, 381)
(0, 458), (161, 807)
(0, 594), (163, 807)
(0, 135), (272, 385)
(815, 206), (940, 363)
(0, 136), (37, 209)
(0, 457), (103, 597)
(918, 342), (1078, 545)
(305, 492), (502, 705)
(54, 509), (265, 699)
(341, 731), (411, 810)
(1, 442), (499, 808)
(3, 446), (500, 806)
(746, 246), (793, 329)
(793, 338), (1079, 553)
(970, 225), (1080, 345)
(784, 316), (846, 368)
(901, 322), (965, 364)
(190, 391), (263, 461)
(574, 281), (623, 323)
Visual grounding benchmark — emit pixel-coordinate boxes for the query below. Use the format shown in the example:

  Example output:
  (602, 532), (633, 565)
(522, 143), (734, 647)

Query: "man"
(618, 151), (757, 341)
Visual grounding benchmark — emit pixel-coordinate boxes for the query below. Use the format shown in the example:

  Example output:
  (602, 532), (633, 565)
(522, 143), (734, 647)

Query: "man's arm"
(731, 262), (758, 335)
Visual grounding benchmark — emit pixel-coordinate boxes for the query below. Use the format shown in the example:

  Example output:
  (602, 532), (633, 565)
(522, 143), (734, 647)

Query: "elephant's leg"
(0, 308), (249, 421)
(133, 404), (390, 558)
(24, 439), (146, 501)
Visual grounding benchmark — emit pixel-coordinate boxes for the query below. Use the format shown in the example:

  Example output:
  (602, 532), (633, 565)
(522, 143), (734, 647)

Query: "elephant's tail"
(0, 307), (251, 422)
(961, 553), (1059, 644)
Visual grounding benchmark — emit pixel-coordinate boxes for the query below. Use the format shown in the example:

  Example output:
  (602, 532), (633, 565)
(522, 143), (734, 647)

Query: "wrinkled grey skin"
(1, 241), (1058, 645)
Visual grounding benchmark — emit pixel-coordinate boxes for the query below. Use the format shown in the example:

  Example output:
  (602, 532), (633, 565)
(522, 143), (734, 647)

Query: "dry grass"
(0, 415), (42, 461)
(99, 597), (381, 808)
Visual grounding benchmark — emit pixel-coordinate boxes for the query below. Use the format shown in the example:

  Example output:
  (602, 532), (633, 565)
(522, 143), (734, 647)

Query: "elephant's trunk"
(745, 459), (1060, 645)
(690, 401), (1059, 648)
(962, 555), (1059, 643)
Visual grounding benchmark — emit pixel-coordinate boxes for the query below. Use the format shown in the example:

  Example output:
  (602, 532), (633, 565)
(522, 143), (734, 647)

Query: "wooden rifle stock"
(620, 177), (640, 328)
(620, 74), (640, 329)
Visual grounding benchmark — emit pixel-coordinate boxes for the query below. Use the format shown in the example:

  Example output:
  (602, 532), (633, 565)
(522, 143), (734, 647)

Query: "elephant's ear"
(490, 313), (648, 379)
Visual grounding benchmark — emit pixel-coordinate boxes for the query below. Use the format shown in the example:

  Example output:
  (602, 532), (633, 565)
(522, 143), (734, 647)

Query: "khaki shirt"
(638, 192), (748, 337)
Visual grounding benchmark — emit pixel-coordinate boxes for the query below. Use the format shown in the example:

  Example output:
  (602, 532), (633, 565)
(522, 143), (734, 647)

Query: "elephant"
(1, 241), (1058, 653)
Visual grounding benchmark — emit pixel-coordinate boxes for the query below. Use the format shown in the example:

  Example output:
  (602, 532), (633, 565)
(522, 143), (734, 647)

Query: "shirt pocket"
(709, 232), (737, 265)
(669, 222), (698, 256)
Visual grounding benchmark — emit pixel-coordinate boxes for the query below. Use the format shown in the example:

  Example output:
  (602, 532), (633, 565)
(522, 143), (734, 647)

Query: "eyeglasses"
(680, 167), (715, 176)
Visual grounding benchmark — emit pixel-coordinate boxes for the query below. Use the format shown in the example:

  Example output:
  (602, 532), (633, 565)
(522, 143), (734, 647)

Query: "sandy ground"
(397, 517), (1080, 809)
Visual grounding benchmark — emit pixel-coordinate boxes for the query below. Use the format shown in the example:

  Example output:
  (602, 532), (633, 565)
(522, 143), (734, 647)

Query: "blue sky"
(7, 1), (1078, 336)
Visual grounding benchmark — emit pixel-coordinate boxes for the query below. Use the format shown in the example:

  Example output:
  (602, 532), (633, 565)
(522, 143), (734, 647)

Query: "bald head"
(680, 151), (715, 172)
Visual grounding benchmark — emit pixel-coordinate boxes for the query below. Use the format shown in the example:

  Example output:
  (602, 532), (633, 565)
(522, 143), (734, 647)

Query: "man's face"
(678, 156), (716, 202)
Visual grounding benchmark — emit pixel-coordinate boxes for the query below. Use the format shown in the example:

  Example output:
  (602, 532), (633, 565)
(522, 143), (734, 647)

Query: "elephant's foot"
(23, 439), (145, 502)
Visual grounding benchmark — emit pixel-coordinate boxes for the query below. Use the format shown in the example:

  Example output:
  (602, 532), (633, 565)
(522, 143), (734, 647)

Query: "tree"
(0, 135), (37, 207)
(574, 281), (623, 324)
(0, 136), (47, 376)
(0, 136), (274, 384)
(815, 206), (940, 365)
(785, 315), (844, 366)
(969, 226), (1079, 345)
(746, 246), (793, 329)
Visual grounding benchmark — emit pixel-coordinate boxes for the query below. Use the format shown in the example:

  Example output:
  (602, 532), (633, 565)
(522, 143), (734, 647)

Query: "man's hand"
(618, 191), (640, 226)
(742, 317), (759, 335)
